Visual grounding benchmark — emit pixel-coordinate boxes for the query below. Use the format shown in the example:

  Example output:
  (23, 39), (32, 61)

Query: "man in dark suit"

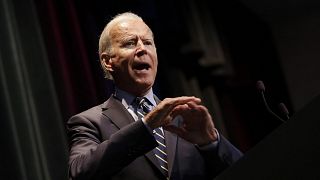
(67, 12), (242, 180)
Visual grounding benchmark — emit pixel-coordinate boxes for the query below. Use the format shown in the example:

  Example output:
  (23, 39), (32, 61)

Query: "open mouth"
(132, 62), (151, 71)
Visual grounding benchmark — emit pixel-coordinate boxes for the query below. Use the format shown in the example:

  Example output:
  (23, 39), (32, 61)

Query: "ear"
(100, 53), (114, 72)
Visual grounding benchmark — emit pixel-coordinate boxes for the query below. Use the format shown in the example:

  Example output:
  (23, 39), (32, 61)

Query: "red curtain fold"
(35, 0), (101, 120)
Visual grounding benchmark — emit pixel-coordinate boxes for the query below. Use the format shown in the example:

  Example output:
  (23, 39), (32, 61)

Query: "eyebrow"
(119, 34), (153, 42)
(114, 34), (135, 44)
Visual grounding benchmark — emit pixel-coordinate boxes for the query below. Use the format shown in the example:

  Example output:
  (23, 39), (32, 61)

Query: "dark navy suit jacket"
(67, 95), (242, 180)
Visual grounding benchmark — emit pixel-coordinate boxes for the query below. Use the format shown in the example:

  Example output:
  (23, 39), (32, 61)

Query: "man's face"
(103, 19), (158, 96)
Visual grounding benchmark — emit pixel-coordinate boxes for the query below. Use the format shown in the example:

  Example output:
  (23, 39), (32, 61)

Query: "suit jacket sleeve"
(67, 113), (158, 180)
(198, 135), (243, 178)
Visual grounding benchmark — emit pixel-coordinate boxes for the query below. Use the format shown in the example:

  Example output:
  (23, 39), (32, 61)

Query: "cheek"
(153, 56), (158, 71)
(150, 50), (158, 65)
(115, 52), (135, 68)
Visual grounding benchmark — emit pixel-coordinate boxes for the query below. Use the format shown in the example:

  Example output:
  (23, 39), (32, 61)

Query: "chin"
(134, 75), (154, 85)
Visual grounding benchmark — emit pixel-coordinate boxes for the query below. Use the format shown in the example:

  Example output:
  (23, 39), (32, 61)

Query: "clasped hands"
(144, 96), (218, 146)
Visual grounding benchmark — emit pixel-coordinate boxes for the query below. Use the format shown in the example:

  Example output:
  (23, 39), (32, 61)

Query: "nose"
(136, 39), (147, 57)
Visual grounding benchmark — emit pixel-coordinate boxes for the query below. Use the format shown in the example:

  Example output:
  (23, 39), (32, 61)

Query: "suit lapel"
(145, 130), (177, 178)
(145, 150), (164, 174)
(101, 95), (167, 176)
(101, 95), (134, 129)
(165, 121), (178, 177)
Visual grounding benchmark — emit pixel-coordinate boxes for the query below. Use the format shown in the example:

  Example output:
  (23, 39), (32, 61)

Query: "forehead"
(110, 19), (153, 40)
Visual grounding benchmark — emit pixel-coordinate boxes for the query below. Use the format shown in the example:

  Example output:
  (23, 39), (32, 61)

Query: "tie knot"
(136, 97), (152, 114)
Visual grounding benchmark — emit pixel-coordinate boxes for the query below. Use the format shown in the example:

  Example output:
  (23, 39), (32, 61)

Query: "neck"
(115, 86), (152, 97)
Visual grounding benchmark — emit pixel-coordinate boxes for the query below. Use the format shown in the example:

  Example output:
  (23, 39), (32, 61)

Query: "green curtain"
(0, 0), (68, 179)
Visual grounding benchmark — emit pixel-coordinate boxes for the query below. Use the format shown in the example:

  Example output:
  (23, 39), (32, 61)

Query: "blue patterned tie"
(136, 97), (169, 178)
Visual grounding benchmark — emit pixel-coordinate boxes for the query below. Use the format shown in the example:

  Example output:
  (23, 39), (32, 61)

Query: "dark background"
(1, 0), (320, 179)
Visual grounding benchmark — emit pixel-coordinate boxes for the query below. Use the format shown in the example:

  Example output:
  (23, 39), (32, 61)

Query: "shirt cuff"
(141, 117), (154, 134)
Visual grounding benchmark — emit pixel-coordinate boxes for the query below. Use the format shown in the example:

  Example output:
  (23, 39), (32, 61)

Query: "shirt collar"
(114, 87), (156, 108)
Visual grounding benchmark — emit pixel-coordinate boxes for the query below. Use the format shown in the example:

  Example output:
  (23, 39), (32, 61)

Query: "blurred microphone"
(278, 102), (290, 121)
(256, 80), (286, 123)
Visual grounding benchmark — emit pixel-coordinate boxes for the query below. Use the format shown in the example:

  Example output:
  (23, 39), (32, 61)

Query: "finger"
(187, 102), (209, 114)
(146, 96), (201, 128)
(186, 101), (201, 110)
(186, 102), (214, 126)
(168, 96), (201, 107)
(159, 97), (200, 118)
(171, 104), (190, 117)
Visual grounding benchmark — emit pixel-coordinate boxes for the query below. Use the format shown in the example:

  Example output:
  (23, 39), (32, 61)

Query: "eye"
(143, 40), (153, 46)
(122, 40), (136, 48)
